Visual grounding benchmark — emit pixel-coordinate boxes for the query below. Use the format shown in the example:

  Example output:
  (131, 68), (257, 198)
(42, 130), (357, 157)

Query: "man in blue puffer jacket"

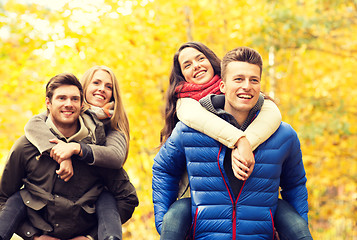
(153, 46), (309, 240)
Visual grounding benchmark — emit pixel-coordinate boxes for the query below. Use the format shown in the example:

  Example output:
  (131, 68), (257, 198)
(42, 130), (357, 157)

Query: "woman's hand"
(231, 137), (255, 180)
(49, 139), (80, 163)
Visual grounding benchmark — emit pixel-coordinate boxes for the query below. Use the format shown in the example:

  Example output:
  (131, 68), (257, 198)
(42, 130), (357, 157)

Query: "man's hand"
(231, 137), (255, 180)
(56, 159), (74, 182)
(33, 235), (60, 240)
(49, 139), (80, 164)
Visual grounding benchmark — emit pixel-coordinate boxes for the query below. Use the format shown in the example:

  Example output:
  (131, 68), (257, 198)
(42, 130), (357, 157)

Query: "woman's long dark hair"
(160, 42), (221, 145)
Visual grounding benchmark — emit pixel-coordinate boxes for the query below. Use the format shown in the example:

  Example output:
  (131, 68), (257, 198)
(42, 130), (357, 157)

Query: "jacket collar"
(44, 109), (105, 145)
(45, 115), (89, 143)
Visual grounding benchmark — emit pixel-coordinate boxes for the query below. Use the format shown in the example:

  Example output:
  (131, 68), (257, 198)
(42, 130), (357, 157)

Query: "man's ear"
(219, 80), (226, 94)
(45, 97), (51, 109)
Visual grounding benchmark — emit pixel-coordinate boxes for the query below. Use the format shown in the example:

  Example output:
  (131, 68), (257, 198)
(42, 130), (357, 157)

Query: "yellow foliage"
(0, 0), (356, 239)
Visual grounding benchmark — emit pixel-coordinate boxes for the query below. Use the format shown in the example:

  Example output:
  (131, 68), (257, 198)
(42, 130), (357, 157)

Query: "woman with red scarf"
(155, 42), (312, 240)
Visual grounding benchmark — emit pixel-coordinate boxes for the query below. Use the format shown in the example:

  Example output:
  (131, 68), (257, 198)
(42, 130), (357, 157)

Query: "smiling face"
(46, 84), (82, 130)
(220, 61), (261, 125)
(178, 47), (215, 85)
(85, 70), (113, 107)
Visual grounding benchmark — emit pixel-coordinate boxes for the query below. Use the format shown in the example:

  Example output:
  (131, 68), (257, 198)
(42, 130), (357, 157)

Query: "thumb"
(56, 167), (63, 175)
(49, 138), (59, 144)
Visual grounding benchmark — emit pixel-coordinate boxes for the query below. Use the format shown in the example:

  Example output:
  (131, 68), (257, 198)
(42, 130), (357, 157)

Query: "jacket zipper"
(217, 145), (246, 240)
(270, 209), (275, 240)
(232, 203), (236, 240)
(233, 181), (246, 240)
(192, 208), (199, 240)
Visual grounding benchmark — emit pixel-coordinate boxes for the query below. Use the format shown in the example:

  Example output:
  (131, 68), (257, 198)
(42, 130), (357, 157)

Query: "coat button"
(26, 231), (31, 236)
(26, 200), (30, 204)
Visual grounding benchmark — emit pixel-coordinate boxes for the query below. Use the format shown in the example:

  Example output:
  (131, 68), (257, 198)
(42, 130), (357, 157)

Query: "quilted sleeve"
(279, 124), (309, 222)
(152, 123), (187, 234)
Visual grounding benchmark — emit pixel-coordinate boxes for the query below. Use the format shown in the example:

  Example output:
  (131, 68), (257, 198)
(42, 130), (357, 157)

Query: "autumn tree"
(0, 0), (356, 239)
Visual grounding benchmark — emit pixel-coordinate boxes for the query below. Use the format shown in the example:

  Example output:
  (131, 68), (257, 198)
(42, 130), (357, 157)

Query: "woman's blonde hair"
(81, 65), (130, 162)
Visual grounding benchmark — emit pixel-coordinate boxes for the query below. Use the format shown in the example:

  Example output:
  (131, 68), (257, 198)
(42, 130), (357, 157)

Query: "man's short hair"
(221, 47), (263, 81)
(46, 73), (83, 103)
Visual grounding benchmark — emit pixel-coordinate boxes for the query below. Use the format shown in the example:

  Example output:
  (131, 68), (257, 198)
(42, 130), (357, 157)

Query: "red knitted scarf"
(175, 75), (222, 101)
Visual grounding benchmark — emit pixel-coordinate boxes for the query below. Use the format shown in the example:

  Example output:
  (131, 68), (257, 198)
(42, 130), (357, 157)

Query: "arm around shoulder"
(245, 99), (282, 151)
(177, 98), (245, 149)
(88, 129), (128, 168)
(24, 111), (57, 153)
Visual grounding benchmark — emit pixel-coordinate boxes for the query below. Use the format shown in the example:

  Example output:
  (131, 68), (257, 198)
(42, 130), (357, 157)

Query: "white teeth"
(239, 94), (252, 99)
(195, 71), (205, 78)
(95, 95), (104, 100)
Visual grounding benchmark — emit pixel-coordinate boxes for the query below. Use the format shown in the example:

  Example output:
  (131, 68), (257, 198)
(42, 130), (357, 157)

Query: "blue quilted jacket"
(152, 121), (308, 240)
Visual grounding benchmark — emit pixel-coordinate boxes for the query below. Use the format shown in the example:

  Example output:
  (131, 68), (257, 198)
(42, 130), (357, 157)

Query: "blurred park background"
(0, 0), (356, 239)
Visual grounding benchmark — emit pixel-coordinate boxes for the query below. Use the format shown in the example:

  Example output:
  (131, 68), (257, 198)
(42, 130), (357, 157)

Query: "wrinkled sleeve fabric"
(88, 130), (127, 169)
(152, 123), (187, 234)
(25, 111), (127, 169)
(24, 111), (56, 154)
(72, 141), (94, 164)
(25, 112), (96, 165)
(279, 124), (309, 223)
